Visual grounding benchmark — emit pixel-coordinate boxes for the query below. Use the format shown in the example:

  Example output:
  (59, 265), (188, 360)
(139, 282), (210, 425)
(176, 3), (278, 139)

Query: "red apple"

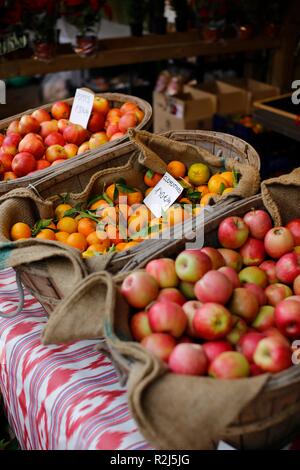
(0, 153), (13, 171)
(120, 102), (138, 115)
(3, 132), (21, 148)
(276, 252), (300, 284)
(109, 132), (125, 141)
(89, 131), (109, 149)
(264, 327), (290, 347)
(177, 336), (193, 344)
(243, 209), (273, 240)
(183, 300), (202, 337)
(195, 270), (233, 304)
(275, 298), (300, 338)
(93, 96), (110, 114)
(45, 145), (67, 163)
(250, 363), (264, 376)
(253, 337), (291, 372)
(64, 143), (78, 158)
(229, 288), (260, 322)
(193, 303), (232, 340)
(87, 111), (105, 133)
(118, 112), (138, 133)
(218, 216), (249, 249)
(12, 152), (36, 177)
(77, 141), (90, 154)
(63, 124), (88, 146)
(237, 331), (265, 362)
(106, 123), (119, 139)
(259, 260), (278, 284)
(3, 171), (17, 181)
(107, 108), (122, 121)
(218, 248), (243, 272)
(265, 283), (293, 306)
(19, 115), (40, 134)
(294, 275), (300, 295)
(218, 266), (240, 288)
(146, 258), (178, 288)
(252, 305), (275, 331)
(226, 315), (248, 345)
(157, 288), (185, 306)
(0, 134), (4, 146)
(57, 119), (70, 133)
(51, 159), (67, 166)
(148, 300), (187, 337)
(130, 311), (152, 341)
(200, 247), (225, 269)
(179, 281), (196, 300)
(175, 249), (212, 282)
(244, 283), (267, 306)
(209, 351), (250, 379)
(36, 160), (51, 171)
(40, 120), (58, 138)
(44, 131), (66, 147)
(51, 101), (71, 120)
(7, 120), (21, 134)
(286, 219), (300, 245)
(121, 271), (159, 309)
(31, 108), (51, 123)
(264, 226), (294, 259)
(239, 266), (268, 288)
(202, 340), (233, 364)
(168, 343), (208, 375)
(239, 238), (266, 266)
(141, 333), (176, 362)
(19, 134), (45, 159)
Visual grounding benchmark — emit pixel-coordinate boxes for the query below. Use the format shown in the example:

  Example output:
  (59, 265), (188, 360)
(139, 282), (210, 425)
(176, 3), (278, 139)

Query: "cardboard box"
(221, 78), (280, 113)
(153, 85), (216, 133)
(197, 80), (249, 115)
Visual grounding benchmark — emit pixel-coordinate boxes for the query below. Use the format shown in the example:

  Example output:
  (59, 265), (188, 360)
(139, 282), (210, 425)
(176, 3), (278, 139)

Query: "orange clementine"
(127, 190), (143, 206)
(124, 241), (140, 249)
(101, 206), (118, 224)
(115, 242), (128, 252)
(86, 230), (101, 246)
(128, 214), (148, 237)
(167, 160), (186, 179)
(221, 171), (234, 187)
(57, 217), (78, 234)
(196, 185), (209, 196)
(55, 231), (70, 244)
(86, 243), (108, 254)
(105, 183), (117, 201)
(66, 233), (88, 252)
(77, 217), (97, 237)
(36, 229), (56, 241)
(11, 222), (31, 241)
(89, 199), (109, 211)
(165, 205), (189, 227)
(188, 163), (210, 185)
(55, 203), (72, 220)
(106, 226), (125, 245)
(47, 221), (57, 230)
(200, 192), (216, 206)
(208, 174), (229, 194)
(144, 172), (162, 187)
(179, 197), (192, 204)
(222, 187), (234, 195)
(144, 187), (152, 197)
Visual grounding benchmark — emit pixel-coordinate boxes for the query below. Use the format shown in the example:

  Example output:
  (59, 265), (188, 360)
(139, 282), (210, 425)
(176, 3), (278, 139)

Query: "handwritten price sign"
(69, 88), (94, 128)
(144, 172), (183, 217)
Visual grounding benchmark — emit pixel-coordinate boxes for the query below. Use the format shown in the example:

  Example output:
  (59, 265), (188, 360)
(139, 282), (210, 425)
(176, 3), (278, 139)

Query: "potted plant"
(194, 0), (226, 42)
(0, 0), (28, 58)
(127, 0), (146, 37)
(171, 0), (189, 32)
(148, 0), (167, 35)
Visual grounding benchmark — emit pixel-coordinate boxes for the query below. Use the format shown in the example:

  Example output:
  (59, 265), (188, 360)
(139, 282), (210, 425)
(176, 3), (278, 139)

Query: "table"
(0, 268), (150, 450)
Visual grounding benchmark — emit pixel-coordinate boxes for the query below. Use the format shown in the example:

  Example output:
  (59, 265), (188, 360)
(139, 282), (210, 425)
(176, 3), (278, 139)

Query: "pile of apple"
(121, 210), (300, 379)
(0, 97), (144, 181)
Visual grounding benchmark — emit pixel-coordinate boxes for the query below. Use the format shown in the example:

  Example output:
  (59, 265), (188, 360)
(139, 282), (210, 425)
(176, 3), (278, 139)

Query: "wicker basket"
(0, 92), (152, 195)
(108, 193), (300, 450)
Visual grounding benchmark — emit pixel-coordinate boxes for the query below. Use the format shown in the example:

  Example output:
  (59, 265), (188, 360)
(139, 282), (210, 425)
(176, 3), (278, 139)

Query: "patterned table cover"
(0, 268), (150, 450)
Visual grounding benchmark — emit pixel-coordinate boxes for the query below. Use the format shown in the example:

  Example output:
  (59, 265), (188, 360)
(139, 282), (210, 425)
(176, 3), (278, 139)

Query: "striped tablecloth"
(0, 268), (150, 450)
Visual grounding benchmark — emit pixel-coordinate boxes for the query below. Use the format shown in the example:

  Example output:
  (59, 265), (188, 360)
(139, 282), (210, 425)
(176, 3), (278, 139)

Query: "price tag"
(69, 88), (94, 128)
(143, 172), (183, 218)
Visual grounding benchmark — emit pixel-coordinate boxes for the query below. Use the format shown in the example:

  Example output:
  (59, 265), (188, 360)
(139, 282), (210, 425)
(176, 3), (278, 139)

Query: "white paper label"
(69, 88), (94, 128)
(143, 172), (183, 218)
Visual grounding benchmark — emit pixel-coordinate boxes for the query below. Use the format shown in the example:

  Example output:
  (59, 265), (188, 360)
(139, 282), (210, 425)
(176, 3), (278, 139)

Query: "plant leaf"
(220, 182), (226, 194)
(31, 218), (52, 237)
(145, 169), (154, 179)
(116, 183), (136, 194)
(232, 168), (240, 187)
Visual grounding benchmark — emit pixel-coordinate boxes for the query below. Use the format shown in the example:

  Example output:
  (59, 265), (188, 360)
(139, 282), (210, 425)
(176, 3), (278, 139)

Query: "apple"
(89, 132), (109, 149)
(209, 351), (250, 379)
(148, 300), (187, 337)
(276, 252), (300, 284)
(107, 108), (122, 121)
(64, 143), (78, 158)
(275, 298), (300, 338)
(237, 331), (265, 362)
(195, 270), (233, 304)
(77, 141), (90, 154)
(146, 258), (178, 288)
(252, 305), (275, 331)
(183, 300), (203, 337)
(229, 288), (259, 322)
(259, 260), (278, 284)
(109, 132), (125, 141)
(0, 134), (4, 146)
(264, 227), (294, 259)
(264, 327), (290, 347)
(244, 283), (267, 306)
(218, 248), (243, 272)
(175, 249), (212, 283)
(130, 311), (152, 341)
(286, 219), (300, 245)
(0, 153), (13, 171)
(179, 281), (195, 299)
(40, 120), (58, 138)
(200, 247), (225, 269)
(44, 131), (66, 147)
(218, 216), (249, 249)
(106, 123), (119, 139)
(63, 124), (88, 146)
(250, 364), (264, 376)
(265, 283), (293, 306)
(119, 112), (138, 133)
(226, 315), (248, 345)
(31, 108), (51, 123)
(141, 333), (176, 362)
(12, 152), (36, 177)
(239, 266), (268, 288)
(3, 171), (17, 181)
(177, 336), (193, 344)
(253, 337), (291, 373)
(87, 111), (105, 133)
(239, 238), (266, 266)
(18, 134), (45, 159)
(135, 108), (144, 123)
(51, 101), (71, 120)
(157, 288), (185, 306)
(202, 340), (232, 364)
(36, 160), (51, 171)
(19, 115), (40, 134)
(45, 145), (67, 163)
(93, 96), (110, 114)
(294, 275), (300, 295)
(121, 271), (159, 309)
(193, 303), (232, 340)
(51, 159), (67, 166)
(7, 120), (21, 134)
(295, 246), (300, 254)
(218, 266), (241, 288)
(243, 209), (273, 240)
(57, 119), (70, 133)
(3, 132), (21, 148)
(168, 343), (208, 376)
(120, 102), (138, 115)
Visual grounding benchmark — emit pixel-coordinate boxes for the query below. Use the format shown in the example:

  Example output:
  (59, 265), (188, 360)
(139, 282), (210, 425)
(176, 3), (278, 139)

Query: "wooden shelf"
(0, 31), (281, 79)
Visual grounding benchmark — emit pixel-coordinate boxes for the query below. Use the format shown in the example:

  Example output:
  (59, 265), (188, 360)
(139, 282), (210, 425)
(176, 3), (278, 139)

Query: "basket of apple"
(0, 92), (152, 194)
